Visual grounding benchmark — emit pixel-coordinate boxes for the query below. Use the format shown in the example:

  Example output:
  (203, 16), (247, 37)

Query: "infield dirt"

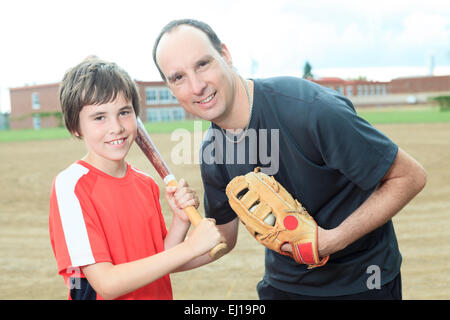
(1, 122), (449, 299)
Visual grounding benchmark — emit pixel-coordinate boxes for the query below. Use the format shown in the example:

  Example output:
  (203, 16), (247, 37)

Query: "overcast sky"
(1, 0), (449, 112)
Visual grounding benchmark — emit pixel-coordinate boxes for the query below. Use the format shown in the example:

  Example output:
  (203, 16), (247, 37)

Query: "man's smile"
(196, 91), (216, 105)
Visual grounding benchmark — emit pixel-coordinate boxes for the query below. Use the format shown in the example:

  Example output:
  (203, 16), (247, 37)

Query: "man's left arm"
(318, 147), (427, 257)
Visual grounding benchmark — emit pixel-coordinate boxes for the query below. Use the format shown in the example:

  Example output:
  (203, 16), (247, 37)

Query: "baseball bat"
(135, 117), (228, 260)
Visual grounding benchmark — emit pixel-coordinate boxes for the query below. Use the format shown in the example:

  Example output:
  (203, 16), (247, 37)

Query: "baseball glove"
(225, 167), (329, 268)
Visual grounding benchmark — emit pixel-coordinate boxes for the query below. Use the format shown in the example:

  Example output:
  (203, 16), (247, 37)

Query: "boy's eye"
(94, 115), (105, 121)
(120, 110), (130, 116)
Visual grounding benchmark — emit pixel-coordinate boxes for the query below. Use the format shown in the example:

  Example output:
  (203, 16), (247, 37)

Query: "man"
(152, 19), (427, 299)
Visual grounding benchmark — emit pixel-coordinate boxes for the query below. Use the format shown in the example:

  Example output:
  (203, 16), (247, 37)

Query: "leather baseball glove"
(225, 167), (329, 268)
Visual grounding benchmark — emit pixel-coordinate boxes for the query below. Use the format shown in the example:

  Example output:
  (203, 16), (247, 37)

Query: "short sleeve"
(49, 169), (111, 279)
(307, 94), (398, 190)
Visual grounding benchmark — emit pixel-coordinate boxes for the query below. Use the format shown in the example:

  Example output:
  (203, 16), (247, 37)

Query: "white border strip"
(55, 163), (95, 267)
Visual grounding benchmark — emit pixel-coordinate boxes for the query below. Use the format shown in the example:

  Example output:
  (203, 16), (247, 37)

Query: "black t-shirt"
(200, 76), (401, 296)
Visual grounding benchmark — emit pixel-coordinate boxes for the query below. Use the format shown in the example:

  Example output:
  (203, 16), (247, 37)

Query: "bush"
(432, 96), (450, 112)
(32, 111), (64, 127)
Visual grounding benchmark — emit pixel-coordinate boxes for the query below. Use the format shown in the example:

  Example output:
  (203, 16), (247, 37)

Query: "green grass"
(2, 108), (450, 142)
(0, 120), (211, 142)
(0, 127), (71, 142)
(357, 107), (450, 124)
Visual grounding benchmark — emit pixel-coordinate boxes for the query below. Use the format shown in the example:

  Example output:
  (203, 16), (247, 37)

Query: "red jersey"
(49, 160), (173, 300)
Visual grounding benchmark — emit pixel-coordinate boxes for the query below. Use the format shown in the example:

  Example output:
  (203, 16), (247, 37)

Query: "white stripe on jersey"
(55, 163), (95, 267)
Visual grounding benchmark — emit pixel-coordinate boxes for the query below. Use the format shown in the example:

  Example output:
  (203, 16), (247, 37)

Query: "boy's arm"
(82, 218), (221, 300)
(163, 179), (235, 272)
(172, 217), (239, 272)
(163, 215), (191, 250)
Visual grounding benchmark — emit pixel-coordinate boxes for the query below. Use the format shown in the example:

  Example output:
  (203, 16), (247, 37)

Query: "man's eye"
(199, 60), (209, 68)
(174, 74), (183, 82)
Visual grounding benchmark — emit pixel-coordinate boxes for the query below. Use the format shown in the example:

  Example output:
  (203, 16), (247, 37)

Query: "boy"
(49, 58), (223, 300)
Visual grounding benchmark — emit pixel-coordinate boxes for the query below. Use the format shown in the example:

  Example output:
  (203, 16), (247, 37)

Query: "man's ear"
(221, 43), (233, 67)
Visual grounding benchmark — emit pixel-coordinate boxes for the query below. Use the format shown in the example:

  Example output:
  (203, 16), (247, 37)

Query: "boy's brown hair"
(59, 58), (140, 137)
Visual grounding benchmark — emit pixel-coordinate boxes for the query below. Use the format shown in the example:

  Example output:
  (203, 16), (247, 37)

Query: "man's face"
(156, 25), (236, 125)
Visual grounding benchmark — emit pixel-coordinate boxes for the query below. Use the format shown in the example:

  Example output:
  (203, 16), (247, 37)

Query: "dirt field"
(0, 122), (449, 300)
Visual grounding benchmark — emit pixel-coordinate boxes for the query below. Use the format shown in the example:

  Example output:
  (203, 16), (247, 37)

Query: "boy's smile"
(77, 92), (137, 177)
(107, 137), (127, 147)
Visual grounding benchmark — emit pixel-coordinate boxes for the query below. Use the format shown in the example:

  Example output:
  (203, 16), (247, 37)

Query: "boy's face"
(77, 92), (137, 172)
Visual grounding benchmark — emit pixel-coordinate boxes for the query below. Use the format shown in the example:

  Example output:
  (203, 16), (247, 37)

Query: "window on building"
(376, 85), (381, 95)
(161, 108), (171, 121)
(145, 88), (158, 105)
(147, 109), (160, 122)
(170, 92), (178, 103)
(146, 87), (178, 105)
(173, 108), (184, 121)
(159, 89), (171, 104)
(346, 85), (353, 96)
(32, 92), (40, 109)
(357, 85), (363, 96)
(146, 107), (185, 122)
(364, 85), (369, 96)
(33, 115), (41, 130)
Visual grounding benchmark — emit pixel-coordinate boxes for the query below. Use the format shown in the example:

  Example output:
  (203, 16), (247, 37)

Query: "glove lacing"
(260, 224), (285, 240)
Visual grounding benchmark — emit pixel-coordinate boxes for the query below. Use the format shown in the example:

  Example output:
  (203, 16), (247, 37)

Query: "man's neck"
(215, 76), (253, 131)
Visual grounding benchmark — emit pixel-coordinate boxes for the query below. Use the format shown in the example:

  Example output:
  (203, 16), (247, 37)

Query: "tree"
(432, 95), (450, 112)
(303, 61), (313, 79)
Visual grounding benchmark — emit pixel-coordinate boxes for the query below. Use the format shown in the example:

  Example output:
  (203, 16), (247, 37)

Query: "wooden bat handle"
(167, 180), (228, 260)
(135, 118), (227, 260)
